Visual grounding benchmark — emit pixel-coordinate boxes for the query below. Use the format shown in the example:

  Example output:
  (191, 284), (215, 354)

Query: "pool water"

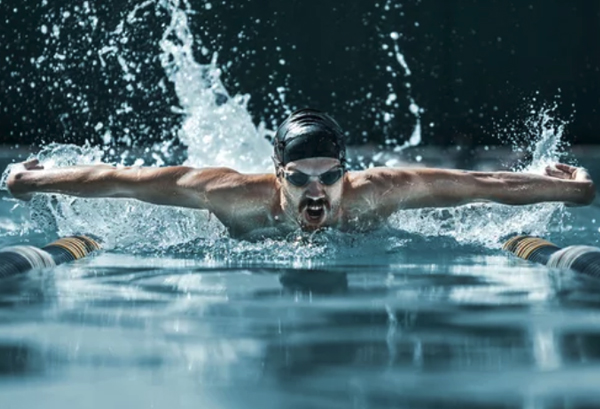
(1, 1), (599, 406)
(0, 181), (599, 409)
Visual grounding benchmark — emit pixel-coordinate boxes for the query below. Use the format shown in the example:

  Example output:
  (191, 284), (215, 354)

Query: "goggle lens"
(284, 168), (344, 187)
(319, 168), (344, 185)
(286, 172), (310, 186)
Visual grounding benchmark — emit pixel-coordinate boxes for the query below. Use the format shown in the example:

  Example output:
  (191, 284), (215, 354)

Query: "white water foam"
(2, 0), (269, 251)
(389, 105), (569, 248)
(0, 1), (573, 259)
(157, 0), (272, 173)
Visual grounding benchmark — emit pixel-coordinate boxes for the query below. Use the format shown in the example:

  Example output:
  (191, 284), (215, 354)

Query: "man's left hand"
(545, 163), (596, 206)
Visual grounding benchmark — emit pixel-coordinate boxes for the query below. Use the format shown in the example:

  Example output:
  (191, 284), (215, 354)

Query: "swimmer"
(5, 109), (596, 238)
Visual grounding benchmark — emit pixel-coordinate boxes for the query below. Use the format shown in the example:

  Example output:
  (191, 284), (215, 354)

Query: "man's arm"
(361, 163), (596, 213)
(5, 158), (257, 210)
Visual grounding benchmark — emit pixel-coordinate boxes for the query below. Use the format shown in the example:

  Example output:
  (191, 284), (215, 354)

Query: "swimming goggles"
(282, 167), (344, 187)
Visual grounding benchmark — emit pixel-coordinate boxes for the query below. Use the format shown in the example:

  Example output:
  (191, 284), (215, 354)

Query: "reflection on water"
(1, 246), (600, 409)
(0, 344), (44, 378)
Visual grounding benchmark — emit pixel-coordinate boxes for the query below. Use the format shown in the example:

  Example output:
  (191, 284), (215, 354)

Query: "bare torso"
(205, 170), (446, 239)
(208, 173), (388, 239)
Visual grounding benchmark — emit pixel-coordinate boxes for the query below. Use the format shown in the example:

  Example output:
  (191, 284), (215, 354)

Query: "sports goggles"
(282, 167), (344, 187)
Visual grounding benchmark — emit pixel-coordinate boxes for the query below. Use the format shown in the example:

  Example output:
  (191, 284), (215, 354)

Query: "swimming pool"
(2, 1), (600, 406)
(0, 150), (599, 409)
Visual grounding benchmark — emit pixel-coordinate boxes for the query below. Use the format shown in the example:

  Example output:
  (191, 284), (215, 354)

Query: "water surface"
(1, 187), (600, 409)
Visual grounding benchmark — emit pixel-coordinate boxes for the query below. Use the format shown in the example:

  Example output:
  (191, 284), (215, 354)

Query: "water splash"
(374, 2), (423, 162)
(1, 0), (273, 251)
(389, 32), (422, 154)
(1, 143), (226, 251)
(519, 104), (569, 173)
(158, 0), (272, 173)
(0, 1), (577, 258)
(389, 106), (569, 248)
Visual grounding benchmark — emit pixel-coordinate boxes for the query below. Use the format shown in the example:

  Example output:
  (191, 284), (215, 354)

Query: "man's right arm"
(5, 159), (246, 210)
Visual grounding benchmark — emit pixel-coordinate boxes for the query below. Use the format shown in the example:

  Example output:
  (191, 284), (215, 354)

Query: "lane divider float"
(503, 235), (600, 278)
(0, 236), (101, 278)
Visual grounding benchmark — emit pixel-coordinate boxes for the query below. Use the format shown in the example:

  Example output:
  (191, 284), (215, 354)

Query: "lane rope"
(0, 236), (101, 278)
(503, 235), (600, 278)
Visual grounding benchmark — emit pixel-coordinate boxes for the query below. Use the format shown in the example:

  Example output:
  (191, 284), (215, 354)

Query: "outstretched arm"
(5, 158), (255, 210)
(362, 163), (596, 213)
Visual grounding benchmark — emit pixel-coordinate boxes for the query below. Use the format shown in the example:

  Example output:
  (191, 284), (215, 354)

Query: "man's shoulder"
(232, 172), (278, 194)
(197, 170), (280, 233)
(185, 167), (277, 208)
(192, 168), (276, 188)
(342, 167), (414, 212)
(345, 167), (410, 190)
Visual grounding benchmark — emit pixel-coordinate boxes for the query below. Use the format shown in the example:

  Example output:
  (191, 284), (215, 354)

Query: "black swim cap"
(273, 109), (346, 166)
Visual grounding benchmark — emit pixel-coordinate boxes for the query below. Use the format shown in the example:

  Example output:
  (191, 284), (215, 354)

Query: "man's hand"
(544, 163), (596, 206)
(545, 163), (590, 182)
(6, 158), (45, 201)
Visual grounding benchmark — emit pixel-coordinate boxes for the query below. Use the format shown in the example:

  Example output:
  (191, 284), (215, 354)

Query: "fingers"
(544, 165), (568, 179)
(554, 163), (577, 173)
(22, 158), (43, 171)
(554, 163), (592, 182)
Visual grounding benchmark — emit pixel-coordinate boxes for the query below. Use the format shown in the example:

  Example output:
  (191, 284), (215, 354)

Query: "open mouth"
(303, 199), (327, 223)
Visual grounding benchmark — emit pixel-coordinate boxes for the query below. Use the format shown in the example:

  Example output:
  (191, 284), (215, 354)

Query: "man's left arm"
(365, 163), (596, 212)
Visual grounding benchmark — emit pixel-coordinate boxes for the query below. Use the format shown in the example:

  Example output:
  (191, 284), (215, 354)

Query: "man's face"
(278, 157), (345, 230)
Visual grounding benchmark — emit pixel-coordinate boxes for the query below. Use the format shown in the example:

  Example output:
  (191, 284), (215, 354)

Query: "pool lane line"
(503, 235), (600, 279)
(0, 236), (101, 278)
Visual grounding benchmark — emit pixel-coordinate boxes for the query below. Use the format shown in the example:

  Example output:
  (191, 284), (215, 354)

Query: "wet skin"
(6, 158), (596, 239)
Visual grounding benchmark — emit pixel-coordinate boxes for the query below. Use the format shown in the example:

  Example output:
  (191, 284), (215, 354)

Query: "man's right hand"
(6, 158), (44, 201)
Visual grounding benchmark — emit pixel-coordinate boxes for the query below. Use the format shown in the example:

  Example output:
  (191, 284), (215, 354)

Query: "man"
(6, 109), (596, 239)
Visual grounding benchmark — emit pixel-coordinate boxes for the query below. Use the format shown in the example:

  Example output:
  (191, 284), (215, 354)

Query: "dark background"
(1, 0), (599, 150)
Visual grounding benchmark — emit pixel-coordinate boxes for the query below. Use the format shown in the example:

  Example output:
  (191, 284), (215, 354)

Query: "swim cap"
(273, 109), (346, 166)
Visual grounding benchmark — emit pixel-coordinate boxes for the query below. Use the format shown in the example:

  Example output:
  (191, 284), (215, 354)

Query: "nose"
(305, 180), (325, 199)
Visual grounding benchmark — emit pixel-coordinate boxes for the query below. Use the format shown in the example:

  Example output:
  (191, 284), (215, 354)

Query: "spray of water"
(368, 0), (423, 165)
(0, 0), (574, 259)
(372, 29), (422, 170)
(1, 0), (270, 251)
(157, 0), (272, 172)
(389, 104), (569, 248)
(389, 32), (422, 154)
